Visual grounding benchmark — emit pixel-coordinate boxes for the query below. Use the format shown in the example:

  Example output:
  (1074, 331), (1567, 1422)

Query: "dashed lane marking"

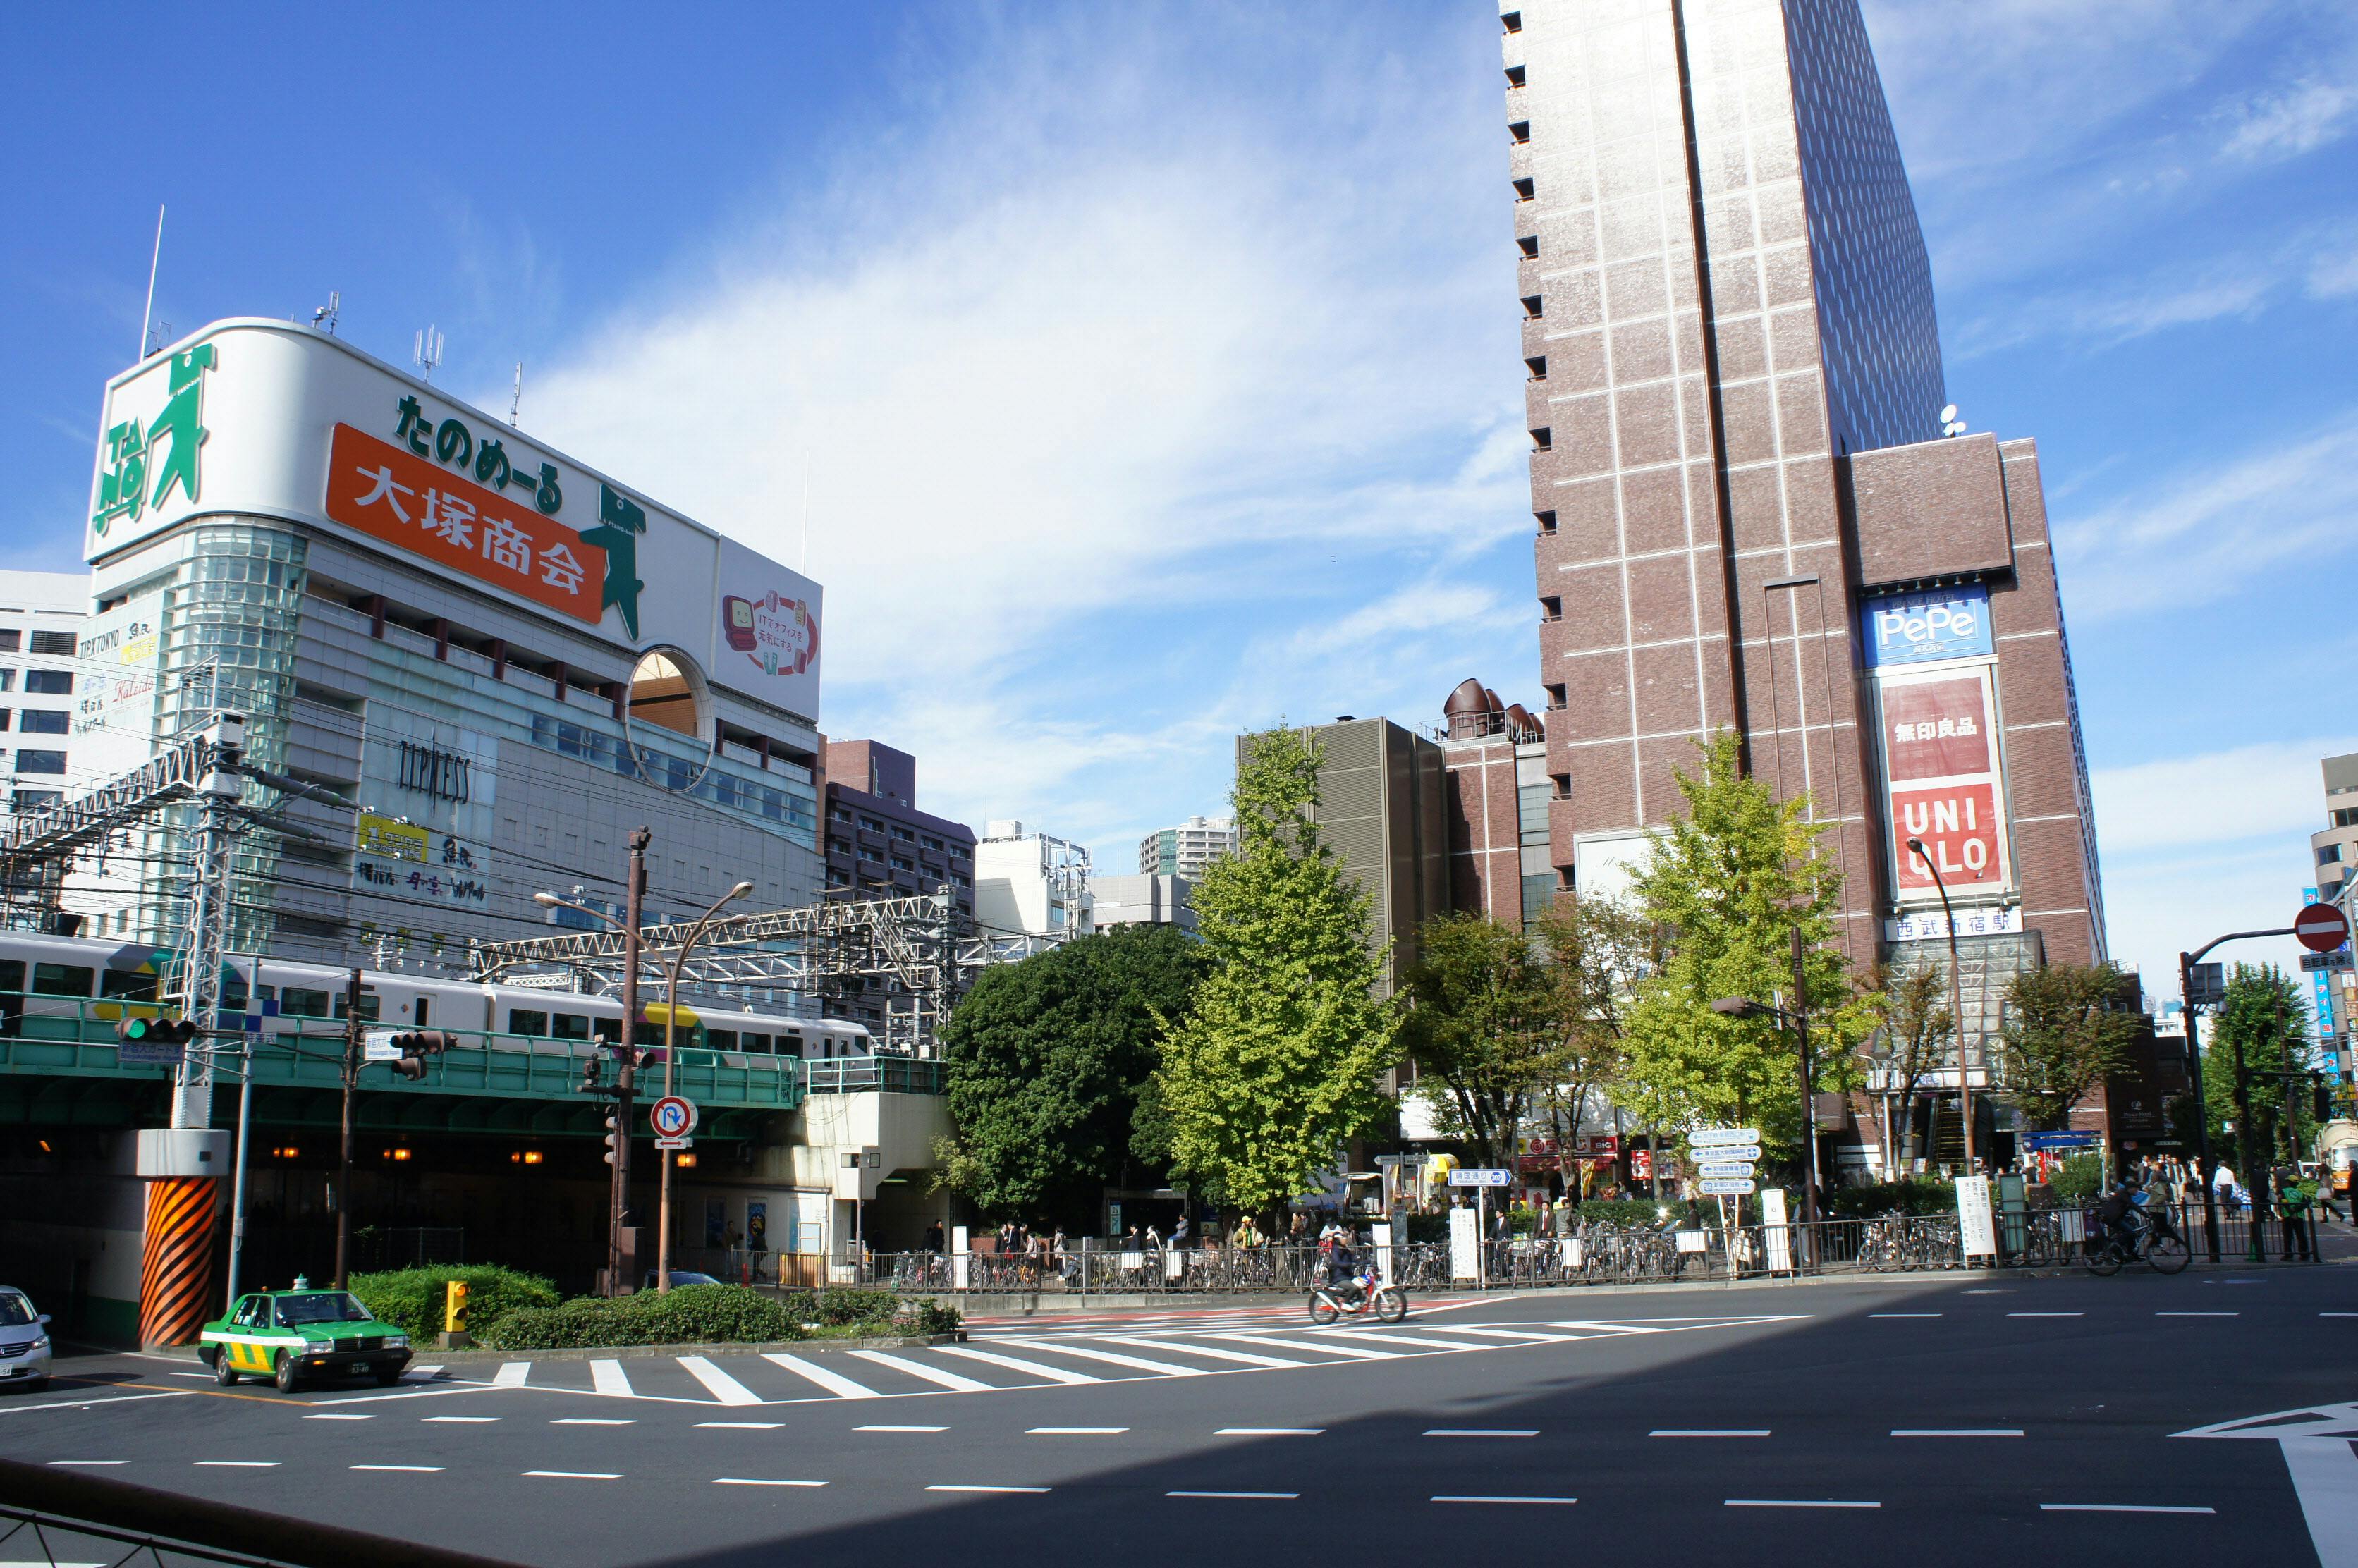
(554, 1418), (635, 1426)
(845, 1350), (994, 1392)
(695, 1421), (781, 1429)
(523, 1470), (621, 1480)
(1654, 1429), (1769, 1438)
(424, 1416), (499, 1423)
(933, 1346), (1103, 1386)
(195, 1460), (279, 1467)
(303, 1414), (374, 1421)
(760, 1352), (881, 1400)
(353, 1464), (444, 1472)
(1216, 1428), (1322, 1436)
(0, 1390), (196, 1416)
(714, 1478), (827, 1488)
(1433, 1494), (1577, 1505)
(1027, 1426), (1126, 1435)
(1168, 1490), (1296, 1500)
(857, 1425), (948, 1432)
(1424, 1428), (1537, 1438)
(2008, 1313), (2085, 1318)
(927, 1484), (1049, 1494)
(2158, 1312), (2238, 1318)
(1870, 1313), (1942, 1318)
(2041, 1504), (2216, 1514)
(1894, 1429), (2022, 1438)
(46, 1459), (128, 1466)
(1727, 1499), (1880, 1509)
(678, 1356), (762, 1406)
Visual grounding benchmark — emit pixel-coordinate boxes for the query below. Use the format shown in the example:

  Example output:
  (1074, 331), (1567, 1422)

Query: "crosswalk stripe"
(1310, 1329), (1496, 1352)
(846, 1350), (996, 1392)
(994, 1339), (1206, 1377)
(405, 1364), (444, 1380)
(1099, 1336), (1314, 1369)
(1221, 1333), (1406, 1361)
(1416, 1326), (1589, 1344)
(678, 1356), (762, 1406)
(760, 1352), (881, 1400)
(491, 1361), (532, 1388)
(590, 1361), (633, 1397)
(1548, 1321), (1662, 1335)
(934, 1346), (1104, 1385)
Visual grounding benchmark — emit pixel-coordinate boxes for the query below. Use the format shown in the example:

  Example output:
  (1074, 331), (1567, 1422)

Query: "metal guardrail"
(0, 1456), (516, 1568)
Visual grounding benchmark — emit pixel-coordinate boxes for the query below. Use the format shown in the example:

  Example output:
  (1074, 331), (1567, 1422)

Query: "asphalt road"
(7, 1265), (2357, 1567)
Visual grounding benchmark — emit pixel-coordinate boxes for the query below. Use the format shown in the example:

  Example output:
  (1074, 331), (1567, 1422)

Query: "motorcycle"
(1308, 1260), (1407, 1324)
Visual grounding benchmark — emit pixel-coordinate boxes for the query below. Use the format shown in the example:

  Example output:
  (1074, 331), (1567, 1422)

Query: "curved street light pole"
(656, 881), (756, 1294)
(1907, 838), (1975, 1174)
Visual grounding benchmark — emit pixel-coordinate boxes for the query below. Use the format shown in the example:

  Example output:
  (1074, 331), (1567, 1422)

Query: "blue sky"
(5, 1), (2354, 996)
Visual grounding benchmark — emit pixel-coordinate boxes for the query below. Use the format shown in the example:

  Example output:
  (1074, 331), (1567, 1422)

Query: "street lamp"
(1711, 941), (1822, 1228)
(1906, 837), (1976, 1175)
(535, 825), (649, 1297)
(652, 880), (755, 1293)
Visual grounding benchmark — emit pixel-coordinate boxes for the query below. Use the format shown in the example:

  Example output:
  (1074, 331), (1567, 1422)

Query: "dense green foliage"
(2204, 963), (2316, 1183)
(1822, 1178), (1957, 1218)
(1398, 914), (1566, 1169)
(1614, 731), (1870, 1168)
(936, 924), (1204, 1226)
(476, 1285), (958, 1351)
(348, 1265), (558, 1342)
(1994, 961), (2147, 1130)
(1157, 725), (1395, 1215)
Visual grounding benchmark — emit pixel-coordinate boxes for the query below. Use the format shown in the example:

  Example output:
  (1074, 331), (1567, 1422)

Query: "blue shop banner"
(1862, 584), (1993, 668)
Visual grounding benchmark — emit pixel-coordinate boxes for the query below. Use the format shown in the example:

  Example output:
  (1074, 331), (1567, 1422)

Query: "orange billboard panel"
(323, 424), (606, 625)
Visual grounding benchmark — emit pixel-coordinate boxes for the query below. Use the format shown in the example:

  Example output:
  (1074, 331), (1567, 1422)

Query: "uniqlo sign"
(1893, 781), (2007, 893)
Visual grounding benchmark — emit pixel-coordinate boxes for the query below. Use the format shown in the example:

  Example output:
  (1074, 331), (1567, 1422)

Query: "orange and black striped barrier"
(138, 1176), (217, 1348)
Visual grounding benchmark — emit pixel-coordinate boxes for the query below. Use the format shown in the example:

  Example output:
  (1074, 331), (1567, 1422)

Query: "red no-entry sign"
(2295, 902), (2350, 954)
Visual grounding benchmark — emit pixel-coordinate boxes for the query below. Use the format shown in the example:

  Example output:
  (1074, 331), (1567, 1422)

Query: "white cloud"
(2050, 411), (2358, 618)
(2220, 72), (2358, 159)
(2311, 243), (2358, 298)
(2092, 740), (2352, 854)
(2100, 843), (2315, 997)
(1953, 269), (2272, 357)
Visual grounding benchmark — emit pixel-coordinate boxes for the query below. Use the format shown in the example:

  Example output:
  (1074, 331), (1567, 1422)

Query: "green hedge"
(1822, 1178), (1957, 1219)
(476, 1284), (961, 1352)
(2049, 1152), (2106, 1203)
(348, 1265), (559, 1342)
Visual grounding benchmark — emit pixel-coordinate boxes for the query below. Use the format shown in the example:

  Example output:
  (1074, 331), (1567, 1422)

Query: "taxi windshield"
(274, 1292), (372, 1325)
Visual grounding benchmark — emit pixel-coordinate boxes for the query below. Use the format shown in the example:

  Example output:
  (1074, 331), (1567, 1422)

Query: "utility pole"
(334, 966), (362, 1288)
(608, 828), (650, 1296)
(1791, 926), (1821, 1228)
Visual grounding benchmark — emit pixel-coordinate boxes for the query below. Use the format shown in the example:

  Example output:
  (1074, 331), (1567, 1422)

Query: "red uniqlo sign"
(1893, 781), (2007, 893)
(1881, 676), (1993, 782)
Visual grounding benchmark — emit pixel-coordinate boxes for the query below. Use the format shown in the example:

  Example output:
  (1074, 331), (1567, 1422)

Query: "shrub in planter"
(477, 1284), (806, 1352)
(348, 1265), (559, 1342)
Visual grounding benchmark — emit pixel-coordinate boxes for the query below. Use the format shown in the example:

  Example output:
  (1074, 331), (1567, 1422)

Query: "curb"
(420, 1331), (966, 1366)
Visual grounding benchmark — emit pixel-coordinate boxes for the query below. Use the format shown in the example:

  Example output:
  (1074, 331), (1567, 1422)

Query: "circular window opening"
(624, 648), (714, 790)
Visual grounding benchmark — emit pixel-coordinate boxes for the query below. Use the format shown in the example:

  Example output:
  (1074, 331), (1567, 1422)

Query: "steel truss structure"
(470, 890), (1056, 1054)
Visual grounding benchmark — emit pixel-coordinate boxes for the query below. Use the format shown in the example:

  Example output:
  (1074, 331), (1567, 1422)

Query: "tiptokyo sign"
(1862, 584), (1993, 668)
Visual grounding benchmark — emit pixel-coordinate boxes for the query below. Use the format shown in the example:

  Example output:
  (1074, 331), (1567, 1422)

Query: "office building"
(974, 820), (1091, 940)
(820, 738), (977, 1039)
(1091, 872), (1197, 934)
(0, 570), (91, 828)
(1137, 815), (1236, 880)
(1505, 1), (2105, 1120)
(66, 319), (828, 967)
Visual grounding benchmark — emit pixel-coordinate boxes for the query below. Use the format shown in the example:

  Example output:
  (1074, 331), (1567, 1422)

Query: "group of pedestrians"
(2127, 1155), (2330, 1263)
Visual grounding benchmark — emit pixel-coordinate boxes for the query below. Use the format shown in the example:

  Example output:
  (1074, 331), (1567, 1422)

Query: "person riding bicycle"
(2094, 1172), (2148, 1248)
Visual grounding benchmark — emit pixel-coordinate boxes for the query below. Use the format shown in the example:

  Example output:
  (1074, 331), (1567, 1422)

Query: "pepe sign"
(722, 588), (819, 680)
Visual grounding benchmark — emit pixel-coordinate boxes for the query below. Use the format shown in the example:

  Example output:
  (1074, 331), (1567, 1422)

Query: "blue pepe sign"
(1862, 584), (1993, 668)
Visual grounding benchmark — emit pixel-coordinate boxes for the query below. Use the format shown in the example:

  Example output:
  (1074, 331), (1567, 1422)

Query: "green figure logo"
(93, 344), (216, 537)
(581, 483), (647, 639)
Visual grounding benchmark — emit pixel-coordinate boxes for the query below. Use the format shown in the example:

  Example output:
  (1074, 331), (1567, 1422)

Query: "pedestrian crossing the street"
(429, 1314), (1801, 1409)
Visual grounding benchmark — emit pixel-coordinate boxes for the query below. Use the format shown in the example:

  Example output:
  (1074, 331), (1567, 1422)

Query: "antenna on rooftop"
(414, 325), (445, 384)
(1940, 403), (1967, 438)
(510, 363), (522, 426)
(311, 290), (341, 336)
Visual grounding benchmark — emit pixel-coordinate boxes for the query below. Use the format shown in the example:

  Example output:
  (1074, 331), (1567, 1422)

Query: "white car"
(0, 1288), (51, 1390)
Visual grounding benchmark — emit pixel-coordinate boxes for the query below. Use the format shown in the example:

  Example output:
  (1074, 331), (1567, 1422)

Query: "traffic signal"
(578, 1055), (604, 1094)
(389, 1029), (460, 1082)
(603, 1113), (621, 1166)
(116, 1014), (196, 1048)
(444, 1279), (469, 1334)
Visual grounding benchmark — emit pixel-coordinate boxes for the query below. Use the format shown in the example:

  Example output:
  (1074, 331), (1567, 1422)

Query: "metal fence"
(855, 1202), (2327, 1297)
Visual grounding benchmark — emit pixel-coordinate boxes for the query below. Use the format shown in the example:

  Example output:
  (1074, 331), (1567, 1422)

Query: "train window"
(32, 964), (94, 998)
(510, 1008), (549, 1036)
(592, 1018), (620, 1045)
(705, 1029), (736, 1052)
(220, 976), (248, 1012)
(282, 988), (333, 1019)
(0, 961), (21, 995)
(333, 993), (382, 1023)
(100, 970), (159, 1002)
(551, 1014), (590, 1041)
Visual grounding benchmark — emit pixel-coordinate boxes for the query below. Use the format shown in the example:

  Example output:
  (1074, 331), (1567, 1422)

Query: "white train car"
(0, 928), (873, 1060)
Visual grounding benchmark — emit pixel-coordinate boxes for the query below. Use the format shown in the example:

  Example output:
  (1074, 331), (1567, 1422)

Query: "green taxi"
(198, 1282), (411, 1392)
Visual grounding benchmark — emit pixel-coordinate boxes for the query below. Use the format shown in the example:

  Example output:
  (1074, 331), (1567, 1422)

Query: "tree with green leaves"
(1613, 730), (1871, 1174)
(2204, 963), (2315, 1185)
(1992, 961), (2144, 1132)
(1155, 725), (1396, 1218)
(1397, 914), (1565, 1169)
(1861, 960), (1954, 1170)
(934, 923), (1204, 1229)
(1528, 894), (1661, 1192)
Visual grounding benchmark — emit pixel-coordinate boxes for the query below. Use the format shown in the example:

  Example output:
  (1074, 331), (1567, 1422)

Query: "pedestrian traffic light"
(116, 1014), (196, 1048)
(444, 1279), (469, 1334)
(603, 1113), (621, 1166)
(389, 1029), (460, 1082)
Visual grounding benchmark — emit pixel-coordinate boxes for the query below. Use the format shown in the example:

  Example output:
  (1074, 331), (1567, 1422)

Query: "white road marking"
(934, 1346), (1103, 1386)
(1167, 1490), (1296, 1499)
(714, 1478), (826, 1487)
(927, 1484), (1049, 1494)
(1319, 1330), (1498, 1352)
(170, 1372), (215, 1380)
(1217, 1428), (1324, 1435)
(590, 1361), (633, 1397)
(491, 1362), (532, 1388)
(1424, 1325), (1590, 1344)
(1425, 1428), (1538, 1438)
(1870, 1313), (1942, 1318)
(2158, 1312), (2238, 1318)
(2282, 1437), (2358, 1565)
(523, 1471), (621, 1480)
(847, 1350), (994, 1392)
(424, 1415), (499, 1423)
(46, 1459), (128, 1466)
(1103, 1337), (1312, 1369)
(1547, 1320), (1666, 1335)
(2008, 1313), (2084, 1318)
(352, 1464), (444, 1472)
(760, 1352), (881, 1400)
(554, 1418), (635, 1426)
(696, 1421), (783, 1429)
(2041, 1504), (2216, 1514)
(195, 1460), (279, 1467)
(303, 1414), (375, 1421)
(1654, 1429), (1768, 1438)
(858, 1425), (949, 1432)
(1727, 1499), (1880, 1509)
(1222, 1333), (1400, 1361)
(996, 1338), (1204, 1377)
(298, 1385), (488, 1407)
(1028, 1427), (1127, 1435)
(678, 1356), (762, 1406)
(1894, 1429), (2022, 1438)
(407, 1364), (444, 1380)
(1433, 1494), (1577, 1505)
(0, 1390), (195, 1416)
(2323, 1313), (2358, 1318)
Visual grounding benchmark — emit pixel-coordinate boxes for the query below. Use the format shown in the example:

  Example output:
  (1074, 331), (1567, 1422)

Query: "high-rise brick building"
(1503, 0), (2106, 1137)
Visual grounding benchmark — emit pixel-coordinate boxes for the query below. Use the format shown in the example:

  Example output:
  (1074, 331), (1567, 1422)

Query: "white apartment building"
(0, 569), (93, 824)
(1137, 814), (1235, 880)
(1091, 873), (1195, 935)
(975, 819), (1091, 939)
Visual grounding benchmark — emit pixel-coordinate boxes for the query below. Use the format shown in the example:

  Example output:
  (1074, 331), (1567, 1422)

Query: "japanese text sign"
(1894, 780), (2008, 893)
(1882, 675), (1993, 782)
(324, 424), (604, 625)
